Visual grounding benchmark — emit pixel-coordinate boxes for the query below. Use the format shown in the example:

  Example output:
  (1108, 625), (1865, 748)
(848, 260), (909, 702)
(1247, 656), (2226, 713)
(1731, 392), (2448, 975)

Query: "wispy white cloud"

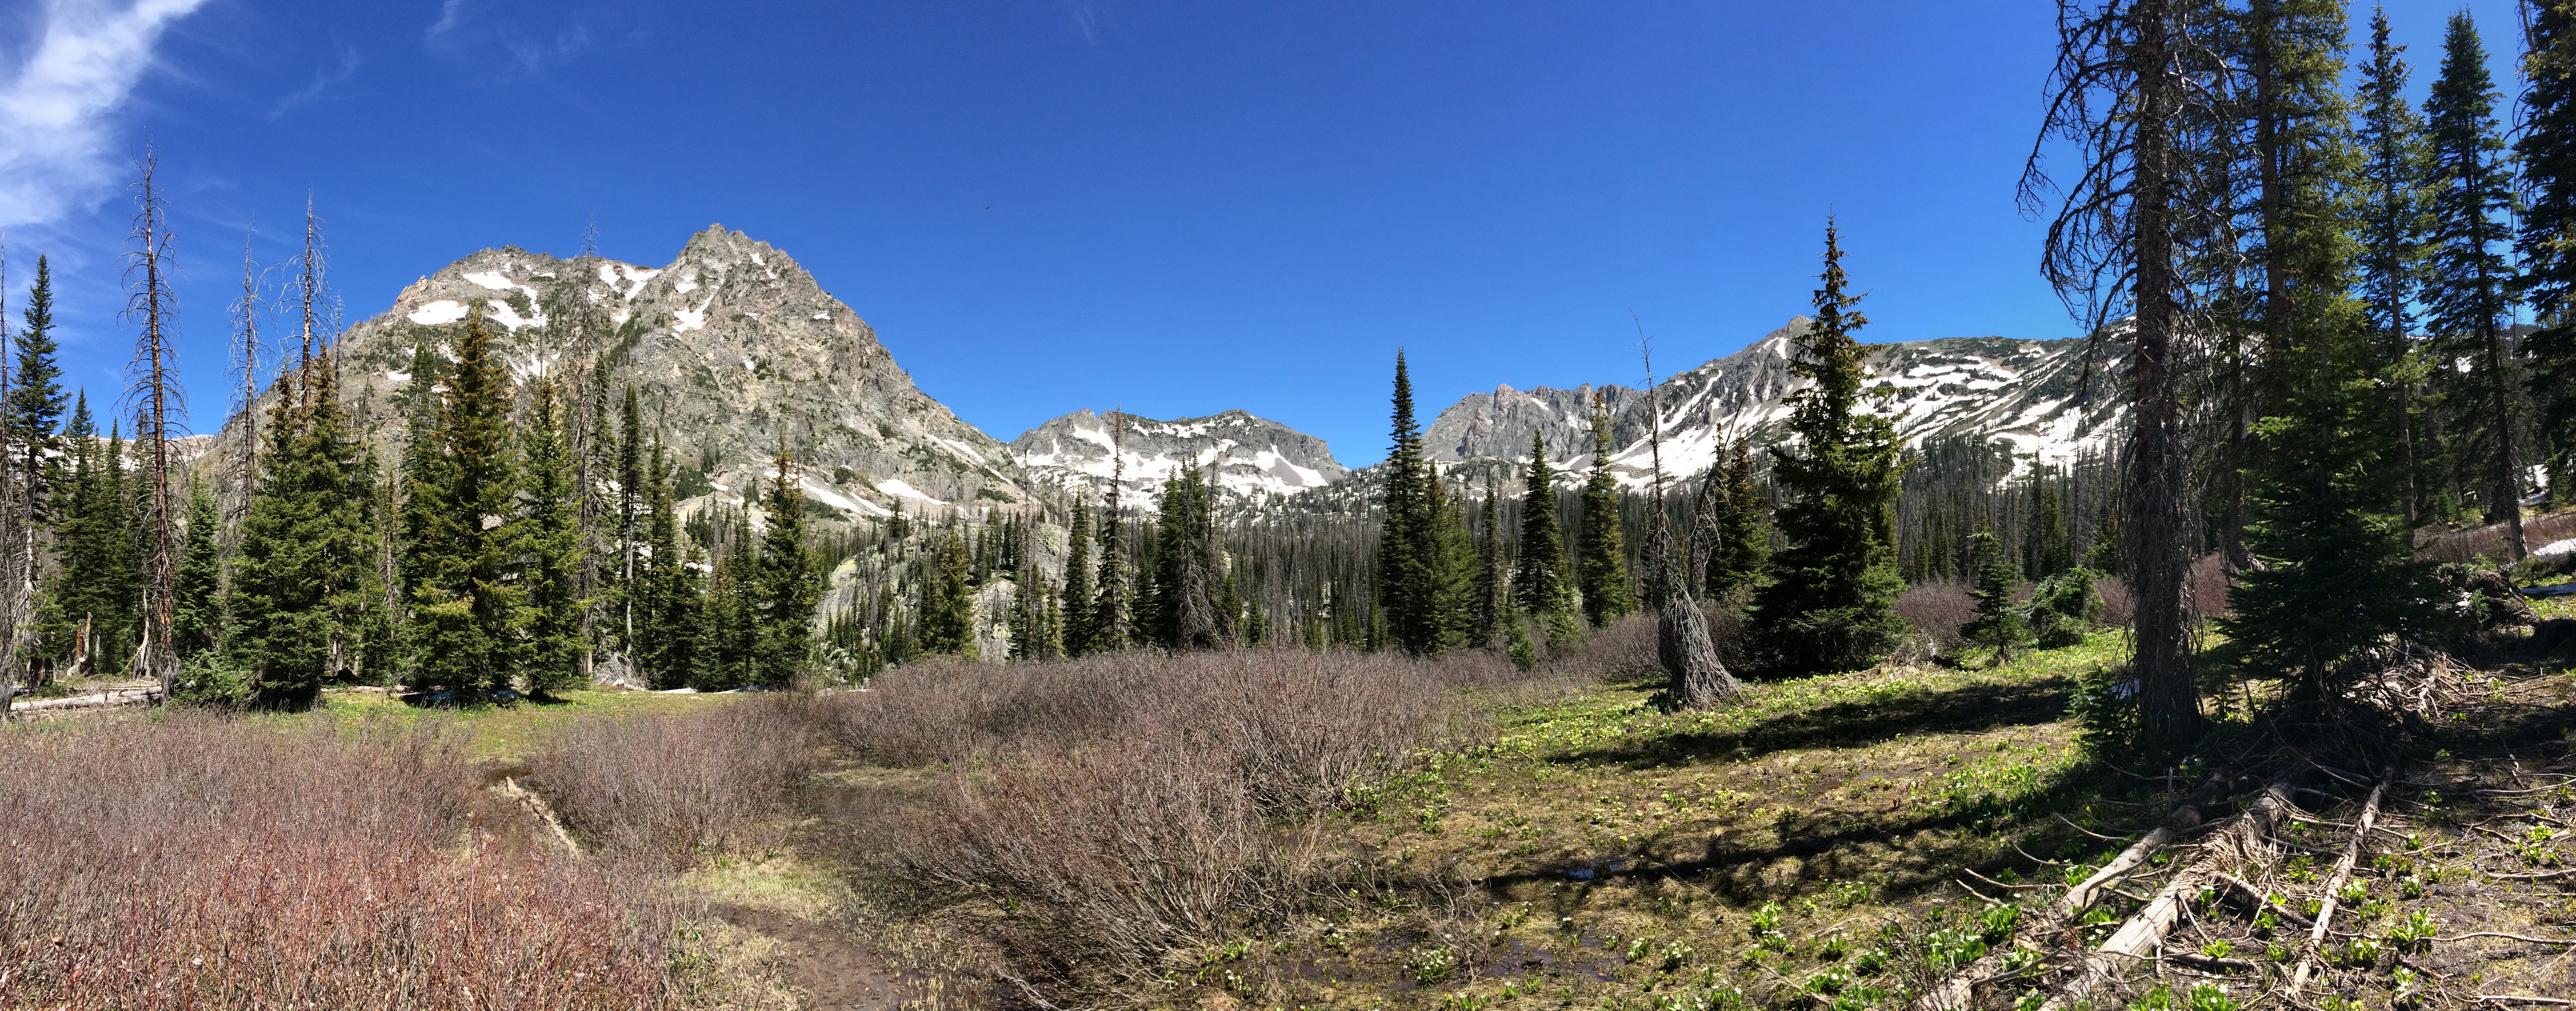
(266, 42), (359, 120)
(0, 0), (210, 228)
(427, 0), (467, 41)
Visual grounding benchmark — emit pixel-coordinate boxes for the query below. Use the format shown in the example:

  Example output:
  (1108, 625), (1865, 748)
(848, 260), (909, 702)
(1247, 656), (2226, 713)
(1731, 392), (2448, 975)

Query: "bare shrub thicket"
(828, 634), (1608, 986)
(1896, 579), (1977, 647)
(0, 715), (678, 1009)
(2419, 509), (2576, 565)
(525, 693), (823, 866)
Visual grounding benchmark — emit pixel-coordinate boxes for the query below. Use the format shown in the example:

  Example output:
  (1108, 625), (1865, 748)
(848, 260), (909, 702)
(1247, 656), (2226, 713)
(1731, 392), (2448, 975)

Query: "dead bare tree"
(0, 242), (15, 720)
(2022, 0), (2240, 753)
(227, 228), (265, 540)
(1639, 333), (1739, 709)
(122, 147), (186, 704)
(288, 197), (325, 412)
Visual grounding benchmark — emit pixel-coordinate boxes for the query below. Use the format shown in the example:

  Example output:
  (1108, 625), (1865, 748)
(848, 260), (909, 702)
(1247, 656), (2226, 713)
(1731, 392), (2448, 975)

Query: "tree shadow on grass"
(1554, 673), (2081, 772)
(1484, 751), (2131, 908)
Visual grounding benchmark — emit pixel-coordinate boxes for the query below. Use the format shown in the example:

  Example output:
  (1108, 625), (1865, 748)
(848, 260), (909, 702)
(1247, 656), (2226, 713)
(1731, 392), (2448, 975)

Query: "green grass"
(1158, 632), (2145, 1011)
(301, 687), (743, 763)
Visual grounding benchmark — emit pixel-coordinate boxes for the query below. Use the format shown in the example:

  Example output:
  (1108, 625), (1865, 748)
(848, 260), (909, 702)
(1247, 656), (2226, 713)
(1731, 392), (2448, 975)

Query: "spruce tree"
(2422, 11), (2527, 558)
(1746, 222), (1910, 672)
(173, 476), (221, 657)
(1960, 526), (2028, 667)
(1470, 475), (1508, 646)
(232, 352), (377, 705)
(401, 305), (526, 697)
(697, 534), (756, 688)
(1511, 431), (1577, 630)
(2357, 9), (2433, 523)
(2022, 468), (2070, 579)
(1575, 391), (1633, 628)
(520, 375), (585, 698)
(752, 436), (822, 685)
(1708, 438), (1769, 599)
(2524, 2), (2576, 500)
(1092, 421), (1133, 651)
(2222, 10), (2442, 692)
(1149, 464), (1224, 649)
(7, 255), (65, 523)
(1376, 352), (1453, 654)
(919, 525), (977, 657)
(639, 440), (696, 688)
(1061, 495), (1094, 656)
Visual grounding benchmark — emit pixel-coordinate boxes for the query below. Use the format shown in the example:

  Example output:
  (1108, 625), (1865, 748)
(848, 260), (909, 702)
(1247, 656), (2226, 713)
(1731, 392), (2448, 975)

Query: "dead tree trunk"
(123, 148), (184, 702)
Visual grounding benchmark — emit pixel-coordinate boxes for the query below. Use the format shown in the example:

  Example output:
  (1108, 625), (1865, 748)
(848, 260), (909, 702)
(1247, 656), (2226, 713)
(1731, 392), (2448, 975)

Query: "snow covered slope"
(1423, 316), (2125, 488)
(1011, 408), (1350, 508)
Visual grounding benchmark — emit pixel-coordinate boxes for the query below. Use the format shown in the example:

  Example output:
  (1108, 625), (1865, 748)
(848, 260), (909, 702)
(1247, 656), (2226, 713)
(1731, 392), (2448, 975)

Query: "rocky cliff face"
(1010, 408), (1350, 509)
(256, 226), (1023, 520)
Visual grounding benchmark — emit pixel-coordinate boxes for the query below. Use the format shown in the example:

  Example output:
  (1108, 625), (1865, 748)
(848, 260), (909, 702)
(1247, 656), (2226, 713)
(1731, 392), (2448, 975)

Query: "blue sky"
(0, 0), (2533, 466)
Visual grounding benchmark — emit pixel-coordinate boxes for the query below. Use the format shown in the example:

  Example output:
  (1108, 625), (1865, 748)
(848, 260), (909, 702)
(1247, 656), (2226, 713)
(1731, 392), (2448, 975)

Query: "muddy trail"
(709, 902), (911, 1011)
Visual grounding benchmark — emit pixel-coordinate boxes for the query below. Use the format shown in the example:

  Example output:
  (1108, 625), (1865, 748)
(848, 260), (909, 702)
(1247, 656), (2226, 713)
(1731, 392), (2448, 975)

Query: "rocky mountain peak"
(227, 227), (1026, 523)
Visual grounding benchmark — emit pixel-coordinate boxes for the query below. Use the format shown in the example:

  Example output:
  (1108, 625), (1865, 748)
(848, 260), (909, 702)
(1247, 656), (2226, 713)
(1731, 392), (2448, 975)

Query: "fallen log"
(1915, 772), (2233, 1011)
(2044, 768), (2305, 1011)
(7, 687), (163, 713)
(2289, 769), (2393, 997)
(2058, 772), (2233, 916)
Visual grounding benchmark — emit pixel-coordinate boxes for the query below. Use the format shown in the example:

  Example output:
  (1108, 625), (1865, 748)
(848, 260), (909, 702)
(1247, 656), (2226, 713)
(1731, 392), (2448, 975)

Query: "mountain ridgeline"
(232, 226), (1025, 522)
(245, 233), (2114, 524)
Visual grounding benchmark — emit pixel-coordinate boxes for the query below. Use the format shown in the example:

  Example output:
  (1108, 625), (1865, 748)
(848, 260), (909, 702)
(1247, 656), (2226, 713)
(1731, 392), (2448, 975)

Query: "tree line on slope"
(0, 192), (832, 713)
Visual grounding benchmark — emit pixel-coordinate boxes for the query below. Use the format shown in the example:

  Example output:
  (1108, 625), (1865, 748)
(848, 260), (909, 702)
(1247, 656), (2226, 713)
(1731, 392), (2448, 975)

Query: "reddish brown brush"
(0, 714), (679, 1010)
(524, 692), (823, 867)
(2417, 510), (2576, 565)
(827, 634), (1608, 986)
(1896, 580), (1977, 648)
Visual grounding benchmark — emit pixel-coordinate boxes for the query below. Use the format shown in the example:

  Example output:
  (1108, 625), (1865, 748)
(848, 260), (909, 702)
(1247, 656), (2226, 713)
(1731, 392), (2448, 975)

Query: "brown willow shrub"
(524, 692), (823, 867)
(830, 633), (1612, 985)
(0, 714), (678, 1010)
(1896, 580), (1977, 648)
(2418, 509), (2576, 565)
(2096, 575), (2135, 628)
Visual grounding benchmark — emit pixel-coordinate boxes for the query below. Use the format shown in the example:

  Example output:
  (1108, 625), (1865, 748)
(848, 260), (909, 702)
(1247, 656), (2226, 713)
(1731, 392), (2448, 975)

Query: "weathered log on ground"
(7, 687), (163, 713)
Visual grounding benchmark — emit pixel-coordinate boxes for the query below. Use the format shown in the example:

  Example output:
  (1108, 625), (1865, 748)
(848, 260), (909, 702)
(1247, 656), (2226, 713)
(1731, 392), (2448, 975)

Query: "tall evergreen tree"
(697, 533), (757, 688)
(7, 255), (64, 525)
(1708, 438), (1769, 599)
(1060, 495), (1094, 656)
(919, 525), (977, 657)
(520, 374), (586, 697)
(2422, 11), (2526, 558)
(1960, 525), (2029, 667)
(2357, 8), (2433, 523)
(1574, 391), (1632, 627)
(2222, 6), (2442, 695)
(2523, 2), (2576, 501)
(173, 476), (221, 657)
(1511, 431), (1576, 627)
(1470, 475), (1508, 646)
(2022, 468), (2070, 579)
(401, 305), (526, 697)
(232, 353), (378, 705)
(752, 436), (822, 685)
(1149, 464), (1225, 650)
(1092, 417), (1132, 651)
(1746, 222), (1909, 672)
(638, 442), (700, 689)
(1376, 352), (1457, 654)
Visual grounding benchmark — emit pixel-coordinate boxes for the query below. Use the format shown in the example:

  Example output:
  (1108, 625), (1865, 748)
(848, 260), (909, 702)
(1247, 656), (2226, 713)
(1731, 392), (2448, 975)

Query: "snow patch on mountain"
(1012, 408), (1350, 508)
